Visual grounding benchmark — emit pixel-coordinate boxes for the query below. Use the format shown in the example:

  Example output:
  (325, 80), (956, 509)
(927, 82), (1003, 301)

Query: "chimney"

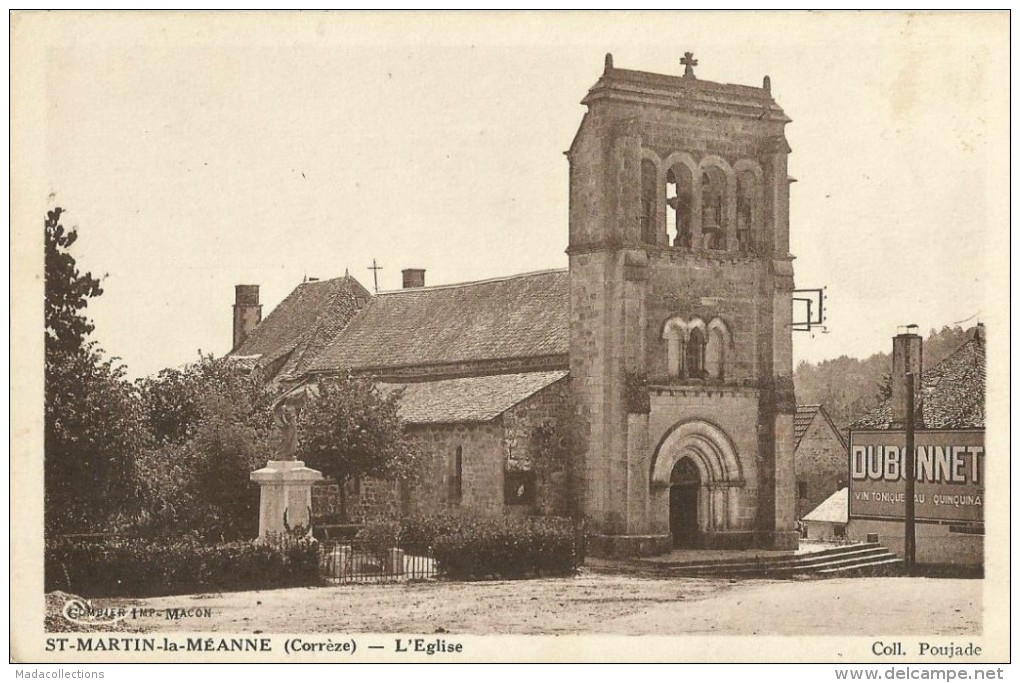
(402, 268), (426, 289)
(890, 325), (923, 429)
(233, 284), (262, 350)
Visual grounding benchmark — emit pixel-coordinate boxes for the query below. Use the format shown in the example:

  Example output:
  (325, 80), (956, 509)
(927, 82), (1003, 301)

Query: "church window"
(797, 481), (808, 499)
(685, 327), (706, 379)
(666, 166), (694, 247)
(448, 446), (463, 505)
(665, 171), (678, 246)
(504, 469), (536, 505)
(705, 326), (726, 380)
(640, 159), (658, 245)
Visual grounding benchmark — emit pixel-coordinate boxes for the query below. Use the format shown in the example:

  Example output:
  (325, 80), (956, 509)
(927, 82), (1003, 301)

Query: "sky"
(19, 11), (1009, 379)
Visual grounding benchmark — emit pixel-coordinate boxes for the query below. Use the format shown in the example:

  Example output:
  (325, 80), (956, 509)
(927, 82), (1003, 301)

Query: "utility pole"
(368, 259), (383, 294)
(904, 371), (916, 575)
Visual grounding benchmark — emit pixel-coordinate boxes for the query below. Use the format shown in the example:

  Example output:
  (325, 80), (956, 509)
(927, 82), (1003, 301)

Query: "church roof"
(230, 275), (369, 375)
(306, 269), (569, 375)
(851, 330), (986, 431)
(378, 371), (568, 425)
(802, 487), (848, 524)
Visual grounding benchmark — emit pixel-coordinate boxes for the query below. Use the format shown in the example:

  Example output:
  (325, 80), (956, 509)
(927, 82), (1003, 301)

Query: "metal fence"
(319, 540), (437, 584)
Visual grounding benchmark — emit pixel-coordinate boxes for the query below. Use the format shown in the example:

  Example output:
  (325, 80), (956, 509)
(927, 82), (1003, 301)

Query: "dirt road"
(53, 574), (981, 636)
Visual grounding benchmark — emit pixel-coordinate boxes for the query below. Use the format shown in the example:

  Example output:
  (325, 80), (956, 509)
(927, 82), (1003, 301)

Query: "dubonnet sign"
(848, 429), (984, 523)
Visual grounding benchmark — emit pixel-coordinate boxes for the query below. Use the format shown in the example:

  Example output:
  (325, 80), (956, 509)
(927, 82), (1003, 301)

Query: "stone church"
(229, 54), (799, 556)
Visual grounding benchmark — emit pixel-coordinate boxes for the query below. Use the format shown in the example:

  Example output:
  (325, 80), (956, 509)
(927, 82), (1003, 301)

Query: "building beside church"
(847, 327), (985, 569)
(794, 404), (849, 520)
(801, 487), (849, 541)
(229, 54), (801, 556)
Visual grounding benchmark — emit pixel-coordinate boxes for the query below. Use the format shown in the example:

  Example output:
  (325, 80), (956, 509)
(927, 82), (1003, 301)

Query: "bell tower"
(567, 53), (798, 555)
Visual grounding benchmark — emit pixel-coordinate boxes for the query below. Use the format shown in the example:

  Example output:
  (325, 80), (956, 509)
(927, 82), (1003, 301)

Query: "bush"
(397, 515), (465, 555)
(411, 516), (584, 580)
(45, 533), (322, 598)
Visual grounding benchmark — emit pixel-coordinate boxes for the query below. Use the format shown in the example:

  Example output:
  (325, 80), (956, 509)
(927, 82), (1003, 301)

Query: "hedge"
(396, 515), (467, 555)
(45, 533), (321, 598)
(395, 515), (584, 580)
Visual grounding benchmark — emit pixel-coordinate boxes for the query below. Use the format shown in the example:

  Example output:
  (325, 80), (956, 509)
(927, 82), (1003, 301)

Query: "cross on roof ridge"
(681, 51), (698, 79)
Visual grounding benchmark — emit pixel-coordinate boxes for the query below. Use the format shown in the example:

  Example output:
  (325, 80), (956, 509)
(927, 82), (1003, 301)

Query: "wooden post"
(904, 372), (916, 574)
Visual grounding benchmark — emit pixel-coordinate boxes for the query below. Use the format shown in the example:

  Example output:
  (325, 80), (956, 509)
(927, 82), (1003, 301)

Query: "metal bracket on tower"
(792, 287), (828, 335)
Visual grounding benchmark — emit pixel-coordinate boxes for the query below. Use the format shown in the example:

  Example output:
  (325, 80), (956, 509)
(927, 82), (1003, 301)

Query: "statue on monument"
(273, 393), (303, 461)
(275, 395), (297, 460)
(253, 387), (323, 541)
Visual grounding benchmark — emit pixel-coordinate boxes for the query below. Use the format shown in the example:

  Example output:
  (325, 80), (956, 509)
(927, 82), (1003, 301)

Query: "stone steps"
(817, 557), (903, 576)
(641, 543), (887, 572)
(591, 543), (902, 579)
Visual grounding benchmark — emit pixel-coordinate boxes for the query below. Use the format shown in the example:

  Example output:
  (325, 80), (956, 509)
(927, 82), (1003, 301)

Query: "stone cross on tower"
(681, 51), (698, 79)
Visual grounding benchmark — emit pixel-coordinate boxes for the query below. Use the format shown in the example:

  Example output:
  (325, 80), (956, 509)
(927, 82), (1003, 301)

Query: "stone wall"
(406, 421), (508, 517)
(311, 477), (404, 524)
(567, 251), (614, 532)
(645, 255), (766, 384)
(311, 480), (347, 523)
(794, 413), (849, 519)
(310, 379), (573, 523)
(503, 377), (574, 517)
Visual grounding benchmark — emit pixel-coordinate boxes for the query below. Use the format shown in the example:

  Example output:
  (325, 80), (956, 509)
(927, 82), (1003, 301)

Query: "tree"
(134, 355), (276, 540)
(298, 374), (423, 521)
(137, 353), (272, 447)
(794, 324), (978, 433)
(44, 207), (147, 534)
(45, 208), (103, 356)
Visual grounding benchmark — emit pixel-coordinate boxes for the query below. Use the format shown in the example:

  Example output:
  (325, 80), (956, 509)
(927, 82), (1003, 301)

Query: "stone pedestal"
(250, 460), (323, 541)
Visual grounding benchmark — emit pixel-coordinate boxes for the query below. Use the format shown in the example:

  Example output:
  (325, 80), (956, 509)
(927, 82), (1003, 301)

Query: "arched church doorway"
(669, 456), (701, 548)
(650, 420), (746, 550)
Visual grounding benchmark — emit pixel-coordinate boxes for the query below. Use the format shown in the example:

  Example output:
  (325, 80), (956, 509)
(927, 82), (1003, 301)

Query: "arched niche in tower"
(704, 318), (732, 380)
(661, 317), (685, 378)
(640, 158), (659, 246)
(734, 160), (764, 254)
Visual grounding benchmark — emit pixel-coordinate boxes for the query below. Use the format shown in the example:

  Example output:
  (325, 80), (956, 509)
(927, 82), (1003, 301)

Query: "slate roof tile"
(230, 275), (370, 371)
(377, 371), (569, 425)
(851, 332), (986, 430)
(307, 270), (569, 373)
